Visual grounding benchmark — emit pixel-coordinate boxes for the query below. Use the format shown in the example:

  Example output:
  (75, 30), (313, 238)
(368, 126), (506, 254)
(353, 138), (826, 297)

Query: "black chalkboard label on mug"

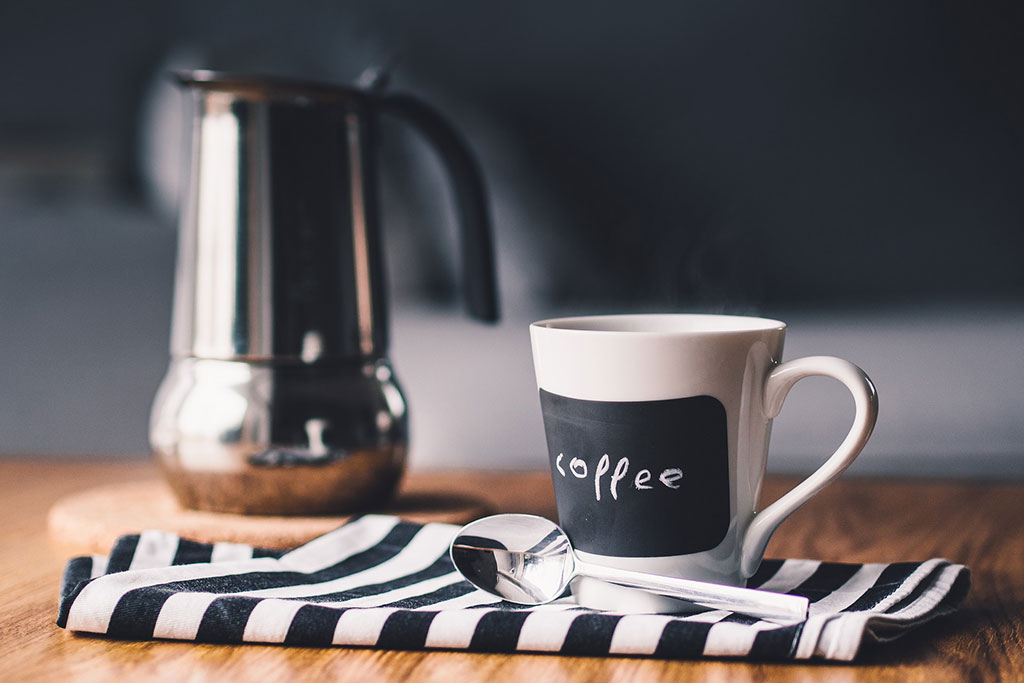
(540, 389), (730, 558)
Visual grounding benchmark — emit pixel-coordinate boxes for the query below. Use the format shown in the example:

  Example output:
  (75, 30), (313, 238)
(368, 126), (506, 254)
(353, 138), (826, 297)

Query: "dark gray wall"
(2, 1), (1023, 460)
(5, 1), (1024, 305)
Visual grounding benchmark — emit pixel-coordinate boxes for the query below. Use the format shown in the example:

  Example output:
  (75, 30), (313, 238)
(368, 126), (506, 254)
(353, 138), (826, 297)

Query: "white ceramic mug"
(530, 314), (877, 613)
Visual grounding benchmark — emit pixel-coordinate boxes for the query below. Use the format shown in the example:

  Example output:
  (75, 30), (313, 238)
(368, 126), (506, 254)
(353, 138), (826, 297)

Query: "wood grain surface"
(2, 457), (1022, 681)
(47, 478), (490, 554)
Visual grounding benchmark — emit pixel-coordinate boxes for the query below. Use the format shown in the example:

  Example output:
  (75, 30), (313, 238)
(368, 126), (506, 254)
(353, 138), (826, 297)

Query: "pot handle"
(378, 94), (499, 322)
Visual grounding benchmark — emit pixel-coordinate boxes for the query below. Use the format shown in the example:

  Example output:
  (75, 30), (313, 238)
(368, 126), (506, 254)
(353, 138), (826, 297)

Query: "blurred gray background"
(2, 0), (1022, 477)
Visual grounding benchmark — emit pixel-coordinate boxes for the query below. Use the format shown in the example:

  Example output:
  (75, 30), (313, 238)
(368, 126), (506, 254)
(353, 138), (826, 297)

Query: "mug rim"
(530, 313), (787, 336)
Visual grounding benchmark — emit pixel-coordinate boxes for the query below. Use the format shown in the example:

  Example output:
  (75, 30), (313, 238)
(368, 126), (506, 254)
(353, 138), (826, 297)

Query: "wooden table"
(2, 458), (1021, 681)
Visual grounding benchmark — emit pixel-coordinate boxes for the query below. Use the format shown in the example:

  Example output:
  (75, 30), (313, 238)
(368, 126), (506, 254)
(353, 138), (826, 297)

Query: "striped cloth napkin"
(57, 514), (969, 661)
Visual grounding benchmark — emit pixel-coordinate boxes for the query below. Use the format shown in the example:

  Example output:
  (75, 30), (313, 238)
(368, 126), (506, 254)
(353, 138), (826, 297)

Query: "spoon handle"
(577, 562), (809, 622)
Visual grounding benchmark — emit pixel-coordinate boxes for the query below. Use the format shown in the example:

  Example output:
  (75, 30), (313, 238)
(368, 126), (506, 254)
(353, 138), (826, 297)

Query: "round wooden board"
(48, 478), (491, 554)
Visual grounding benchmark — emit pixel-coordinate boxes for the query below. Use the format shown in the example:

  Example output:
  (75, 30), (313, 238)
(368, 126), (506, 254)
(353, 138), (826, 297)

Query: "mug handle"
(739, 356), (878, 578)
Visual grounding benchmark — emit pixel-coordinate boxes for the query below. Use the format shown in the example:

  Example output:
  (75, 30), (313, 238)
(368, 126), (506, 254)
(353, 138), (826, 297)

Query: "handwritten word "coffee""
(555, 453), (683, 502)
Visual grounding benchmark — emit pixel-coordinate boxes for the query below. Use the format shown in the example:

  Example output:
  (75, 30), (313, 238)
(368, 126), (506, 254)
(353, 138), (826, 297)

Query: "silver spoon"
(449, 514), (808, 622)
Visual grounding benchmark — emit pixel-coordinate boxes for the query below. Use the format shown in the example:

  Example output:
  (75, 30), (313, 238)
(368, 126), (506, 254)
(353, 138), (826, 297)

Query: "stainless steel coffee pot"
(150, 71), (498, 515)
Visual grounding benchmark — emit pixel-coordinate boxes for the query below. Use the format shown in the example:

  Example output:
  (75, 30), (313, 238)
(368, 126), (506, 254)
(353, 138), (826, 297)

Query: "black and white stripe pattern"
(57, 514), (969, 661)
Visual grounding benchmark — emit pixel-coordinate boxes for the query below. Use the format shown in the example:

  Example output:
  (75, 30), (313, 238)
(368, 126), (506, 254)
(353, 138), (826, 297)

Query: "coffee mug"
(530, 314), (877, 613)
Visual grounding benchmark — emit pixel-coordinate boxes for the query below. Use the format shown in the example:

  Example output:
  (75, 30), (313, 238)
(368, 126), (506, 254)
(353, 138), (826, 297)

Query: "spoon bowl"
(450, 514), (574, 605)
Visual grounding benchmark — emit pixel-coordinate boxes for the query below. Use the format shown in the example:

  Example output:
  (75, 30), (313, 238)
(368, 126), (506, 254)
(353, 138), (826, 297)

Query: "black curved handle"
(378, 94), (499, 322)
